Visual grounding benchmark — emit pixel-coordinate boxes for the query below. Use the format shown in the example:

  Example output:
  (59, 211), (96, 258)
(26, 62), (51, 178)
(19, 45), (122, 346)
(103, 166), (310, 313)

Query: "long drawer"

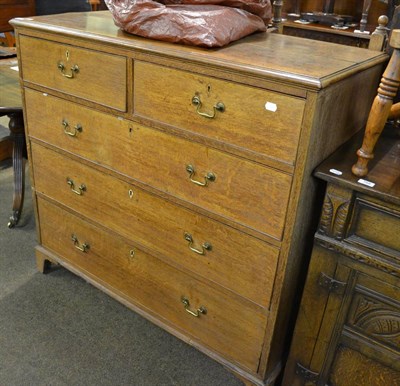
(25, 89), (292, 239)
(133, 61), (305, 166)
(37, 197), (268, 372)
(19, 36), (127, 111)
(31, 143), (280, 308)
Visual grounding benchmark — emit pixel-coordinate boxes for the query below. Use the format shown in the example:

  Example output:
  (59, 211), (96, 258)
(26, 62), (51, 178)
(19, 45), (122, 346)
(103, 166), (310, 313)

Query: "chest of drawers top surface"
(11, 11), (386, 89)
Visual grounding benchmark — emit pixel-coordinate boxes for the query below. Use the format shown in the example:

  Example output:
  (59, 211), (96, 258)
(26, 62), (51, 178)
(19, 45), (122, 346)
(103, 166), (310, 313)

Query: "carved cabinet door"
(283, 245), (351, 386)
(327, 271), (400, 386)
(283, 245), (400, 386)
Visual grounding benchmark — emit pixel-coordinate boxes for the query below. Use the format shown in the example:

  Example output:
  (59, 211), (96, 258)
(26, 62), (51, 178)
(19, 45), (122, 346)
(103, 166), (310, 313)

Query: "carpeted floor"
(0, 158), (243, 386)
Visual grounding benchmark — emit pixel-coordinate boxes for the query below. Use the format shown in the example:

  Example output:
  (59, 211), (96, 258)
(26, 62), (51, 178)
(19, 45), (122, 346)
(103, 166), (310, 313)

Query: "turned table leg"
(7, 110), (26, 228)
(352, 30), (400, 177)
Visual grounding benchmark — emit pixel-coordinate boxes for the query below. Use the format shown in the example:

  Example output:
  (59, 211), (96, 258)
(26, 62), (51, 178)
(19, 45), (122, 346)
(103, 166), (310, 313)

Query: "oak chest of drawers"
(11, 11), (387, 385)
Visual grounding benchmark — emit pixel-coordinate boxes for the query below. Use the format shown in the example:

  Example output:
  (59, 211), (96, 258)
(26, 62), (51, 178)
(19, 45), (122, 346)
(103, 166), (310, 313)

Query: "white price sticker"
(265, 102), (277, 112)
(329, 169), (343, 176)
(357, 179), (375, 188)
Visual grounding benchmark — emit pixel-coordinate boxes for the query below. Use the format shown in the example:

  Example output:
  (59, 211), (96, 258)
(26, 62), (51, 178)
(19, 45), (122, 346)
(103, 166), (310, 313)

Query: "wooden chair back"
(0, 0), (35, 46)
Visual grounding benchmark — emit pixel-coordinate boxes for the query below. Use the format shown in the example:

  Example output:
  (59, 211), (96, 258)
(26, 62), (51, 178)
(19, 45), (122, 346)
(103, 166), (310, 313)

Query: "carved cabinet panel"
(330, 346), (400, 386)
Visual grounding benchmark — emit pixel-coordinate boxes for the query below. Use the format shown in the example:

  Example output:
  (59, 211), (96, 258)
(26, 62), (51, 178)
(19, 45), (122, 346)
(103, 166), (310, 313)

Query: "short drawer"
(347, 197), (400, 258)
(134, 61), (305, 166)
(31, 143), (280, 308)
(26, 90), (291, 239)
(19, 35), (127, 111)
(37, 197), (268, 372)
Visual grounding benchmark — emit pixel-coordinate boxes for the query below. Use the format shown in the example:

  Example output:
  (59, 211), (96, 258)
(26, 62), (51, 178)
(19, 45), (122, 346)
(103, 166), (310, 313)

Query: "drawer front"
(348, 198), (400, 256)
(134, 61), (305, 166)
(26, 89), (292, 239)
(31, 143), (279, 308)
(37, 197), (268, 372)
(19, 36), (127, 111)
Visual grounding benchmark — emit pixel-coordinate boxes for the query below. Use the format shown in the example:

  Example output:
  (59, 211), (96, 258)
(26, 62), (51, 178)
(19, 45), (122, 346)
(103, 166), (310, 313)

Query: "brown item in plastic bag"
(105, 0), (267, 47)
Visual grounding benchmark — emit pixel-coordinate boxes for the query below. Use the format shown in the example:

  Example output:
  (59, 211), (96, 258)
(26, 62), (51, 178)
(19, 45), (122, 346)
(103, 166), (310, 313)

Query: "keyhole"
(128, 189), (134, 199)
(66, 50), (70, 61)
(207, 84), (211, 95)
(128, 249), (135, 262)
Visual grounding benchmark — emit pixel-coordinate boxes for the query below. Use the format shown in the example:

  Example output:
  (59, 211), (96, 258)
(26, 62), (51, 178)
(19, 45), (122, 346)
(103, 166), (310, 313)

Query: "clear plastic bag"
(104, 0), (269, 47)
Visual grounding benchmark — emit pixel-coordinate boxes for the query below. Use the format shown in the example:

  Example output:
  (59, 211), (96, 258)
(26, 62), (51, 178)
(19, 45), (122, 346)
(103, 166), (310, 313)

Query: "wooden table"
(0, 58), (20, 105)
(0, 58), (26, 228)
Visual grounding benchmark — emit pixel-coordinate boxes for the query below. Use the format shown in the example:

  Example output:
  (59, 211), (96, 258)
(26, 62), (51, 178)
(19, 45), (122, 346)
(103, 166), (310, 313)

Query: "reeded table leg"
(0, 108), (26, 228)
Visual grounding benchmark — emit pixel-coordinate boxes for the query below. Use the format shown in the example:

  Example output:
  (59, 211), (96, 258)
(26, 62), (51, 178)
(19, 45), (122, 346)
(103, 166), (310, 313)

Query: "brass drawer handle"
(66, 177), (86, 195)
(181, 296), (207, 317)
(62, 120), (82, 137)
(184, 232), (212, 255)
(71, 234), (90, 252)
(192, 95), (225, 119)
(185, 164), (215, 187)
(57, 62), (79, 79)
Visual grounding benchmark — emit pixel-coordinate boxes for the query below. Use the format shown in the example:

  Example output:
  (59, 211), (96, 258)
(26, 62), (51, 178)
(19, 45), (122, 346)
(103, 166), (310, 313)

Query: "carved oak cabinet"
(11, 12), (387, 385)
(283, 130), (400, 385)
